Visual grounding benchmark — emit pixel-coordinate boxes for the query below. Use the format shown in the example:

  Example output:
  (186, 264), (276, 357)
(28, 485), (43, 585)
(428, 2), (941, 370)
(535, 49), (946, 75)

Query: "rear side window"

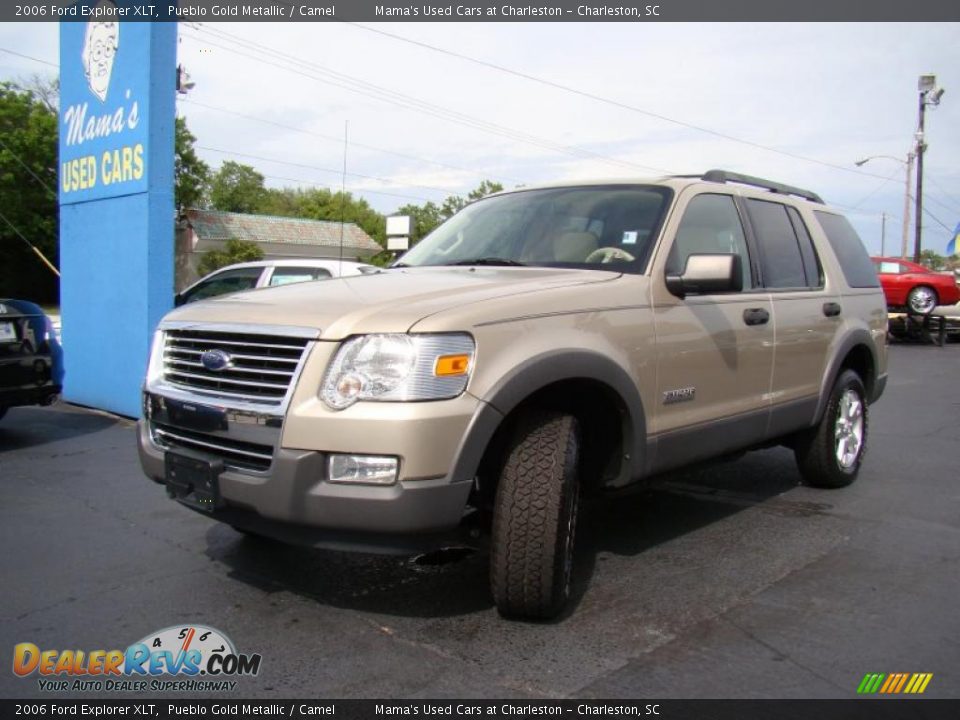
(745, 199), (807, 289)
(814, 212), (880, 288)
(269, 267), (332, 286)
(786, 207), (823, 288)
(874, 260), (901, 274)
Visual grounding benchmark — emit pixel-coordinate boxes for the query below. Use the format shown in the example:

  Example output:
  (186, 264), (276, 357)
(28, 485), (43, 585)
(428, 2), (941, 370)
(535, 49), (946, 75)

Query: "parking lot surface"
(2, 344), (958, 699)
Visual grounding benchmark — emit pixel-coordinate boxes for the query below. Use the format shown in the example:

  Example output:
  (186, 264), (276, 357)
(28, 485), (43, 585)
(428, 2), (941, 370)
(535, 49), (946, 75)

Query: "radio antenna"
(338, 120), (348, 275)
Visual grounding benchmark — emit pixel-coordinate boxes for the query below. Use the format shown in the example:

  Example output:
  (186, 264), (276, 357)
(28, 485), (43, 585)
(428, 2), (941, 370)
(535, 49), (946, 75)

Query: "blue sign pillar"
(59, 20), (177, 417)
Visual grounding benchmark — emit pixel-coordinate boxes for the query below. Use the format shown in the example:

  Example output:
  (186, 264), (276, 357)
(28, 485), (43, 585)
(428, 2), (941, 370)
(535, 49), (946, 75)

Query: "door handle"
(823, 302), (842, 317)
(743, 308), (770, 326)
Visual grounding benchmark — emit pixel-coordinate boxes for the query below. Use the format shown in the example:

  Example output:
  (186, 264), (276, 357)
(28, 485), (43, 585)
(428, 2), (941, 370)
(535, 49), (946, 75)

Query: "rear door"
(741, 199), (838, 435)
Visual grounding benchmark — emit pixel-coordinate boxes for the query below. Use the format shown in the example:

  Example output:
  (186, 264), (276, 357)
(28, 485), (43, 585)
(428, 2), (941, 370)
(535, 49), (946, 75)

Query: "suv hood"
(165, 267), (619, 339)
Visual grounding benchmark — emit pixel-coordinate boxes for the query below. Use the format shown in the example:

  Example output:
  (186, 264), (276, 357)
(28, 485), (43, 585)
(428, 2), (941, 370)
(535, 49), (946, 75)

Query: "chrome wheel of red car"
(907, 285), (938, 315)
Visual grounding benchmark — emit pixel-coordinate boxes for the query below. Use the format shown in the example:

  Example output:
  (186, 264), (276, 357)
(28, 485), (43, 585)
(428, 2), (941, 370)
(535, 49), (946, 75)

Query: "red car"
(871, 256), (960, 315)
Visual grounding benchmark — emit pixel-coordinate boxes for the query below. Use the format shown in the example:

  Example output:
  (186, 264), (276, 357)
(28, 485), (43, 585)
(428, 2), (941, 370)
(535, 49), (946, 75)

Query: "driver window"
(666, 193), (752, 290)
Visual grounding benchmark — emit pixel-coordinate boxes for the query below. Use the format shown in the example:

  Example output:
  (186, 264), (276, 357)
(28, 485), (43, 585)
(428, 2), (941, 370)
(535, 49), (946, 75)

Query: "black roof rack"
(700, 169), (824, 204)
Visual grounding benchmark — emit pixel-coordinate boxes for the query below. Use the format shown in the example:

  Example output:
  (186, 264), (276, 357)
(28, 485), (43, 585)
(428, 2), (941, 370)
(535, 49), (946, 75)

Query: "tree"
(440, 179), (504, 219)
(395, 201), (442, 242)
(259, 186), (387, 246)
(918, 249), (946, 271)
(0, 81), (59, 303)
(392, 180), (505, 245)
(21, 74), (59, 113)
(208, 161), (267, 213)
(175, 117), (209, 213)
(197, 238), (264, 276)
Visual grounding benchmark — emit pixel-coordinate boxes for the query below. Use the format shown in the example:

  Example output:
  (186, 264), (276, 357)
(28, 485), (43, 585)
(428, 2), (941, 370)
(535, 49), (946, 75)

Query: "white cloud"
(1, 20), (958, 253)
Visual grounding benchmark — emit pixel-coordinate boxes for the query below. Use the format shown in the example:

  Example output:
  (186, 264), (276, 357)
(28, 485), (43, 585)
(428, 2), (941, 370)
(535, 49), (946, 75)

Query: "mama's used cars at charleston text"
(138, 171), (888, 619)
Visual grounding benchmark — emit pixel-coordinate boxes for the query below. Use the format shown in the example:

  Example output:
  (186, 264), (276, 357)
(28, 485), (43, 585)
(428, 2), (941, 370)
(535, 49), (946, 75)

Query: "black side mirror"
(665, 253), (742, 299)
(174, 292), (186, 307)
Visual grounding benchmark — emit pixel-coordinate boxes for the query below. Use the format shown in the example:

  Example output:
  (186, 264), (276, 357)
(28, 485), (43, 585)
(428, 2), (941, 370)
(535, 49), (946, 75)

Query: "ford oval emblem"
(200, 349), (232, 372)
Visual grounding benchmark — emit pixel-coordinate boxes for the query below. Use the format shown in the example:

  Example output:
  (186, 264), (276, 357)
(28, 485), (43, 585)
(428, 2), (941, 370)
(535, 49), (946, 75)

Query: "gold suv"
(139, 170), (888, 619)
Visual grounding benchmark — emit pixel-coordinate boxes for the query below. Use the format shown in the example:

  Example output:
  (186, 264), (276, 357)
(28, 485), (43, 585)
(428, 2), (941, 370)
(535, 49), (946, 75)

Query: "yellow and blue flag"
(949, 222), (960, 256)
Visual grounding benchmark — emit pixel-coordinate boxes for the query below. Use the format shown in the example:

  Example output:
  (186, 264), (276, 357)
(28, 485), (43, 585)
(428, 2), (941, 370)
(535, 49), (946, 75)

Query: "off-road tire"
(795, 370), (868, 488)
(490, 410), (581, 620)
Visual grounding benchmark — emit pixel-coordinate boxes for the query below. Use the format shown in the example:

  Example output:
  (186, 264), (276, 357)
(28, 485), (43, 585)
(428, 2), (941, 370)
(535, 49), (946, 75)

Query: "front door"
(649, 191), (774, 472)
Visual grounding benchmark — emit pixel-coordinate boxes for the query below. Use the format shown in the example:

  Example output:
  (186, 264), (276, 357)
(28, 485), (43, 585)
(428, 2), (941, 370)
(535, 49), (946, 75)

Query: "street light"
(914, 73), (945, 264)
(855, 153), (914, 259)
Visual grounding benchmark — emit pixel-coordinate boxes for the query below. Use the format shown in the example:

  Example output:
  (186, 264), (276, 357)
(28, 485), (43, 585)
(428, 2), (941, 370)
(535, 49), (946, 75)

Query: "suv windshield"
(397, 185), (673, 273)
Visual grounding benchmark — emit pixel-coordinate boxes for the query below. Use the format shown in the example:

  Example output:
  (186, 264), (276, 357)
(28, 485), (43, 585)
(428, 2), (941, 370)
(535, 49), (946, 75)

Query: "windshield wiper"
(445, 257), (527, 267)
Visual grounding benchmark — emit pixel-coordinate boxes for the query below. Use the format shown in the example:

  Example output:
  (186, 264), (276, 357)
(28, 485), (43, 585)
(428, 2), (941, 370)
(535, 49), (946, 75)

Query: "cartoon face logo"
(81, 4), (119, 102)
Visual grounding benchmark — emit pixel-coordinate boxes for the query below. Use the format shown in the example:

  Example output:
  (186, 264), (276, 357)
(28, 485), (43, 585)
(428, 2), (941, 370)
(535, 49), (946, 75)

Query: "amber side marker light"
(435, 354), (471, 376)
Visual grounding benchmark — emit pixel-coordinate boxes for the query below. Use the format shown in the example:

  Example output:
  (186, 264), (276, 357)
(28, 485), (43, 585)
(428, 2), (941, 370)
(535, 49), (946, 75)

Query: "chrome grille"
(163, 329), (310, 404)
(152, 423), (273, 472)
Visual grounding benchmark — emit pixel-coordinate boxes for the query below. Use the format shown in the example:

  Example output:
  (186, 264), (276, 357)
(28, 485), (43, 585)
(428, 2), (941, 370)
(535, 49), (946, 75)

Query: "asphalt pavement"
(1, 343), (958, 699)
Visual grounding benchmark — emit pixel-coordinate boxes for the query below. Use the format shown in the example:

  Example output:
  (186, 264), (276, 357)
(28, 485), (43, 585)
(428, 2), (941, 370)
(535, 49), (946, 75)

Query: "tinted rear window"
(746, 199), (807, 289)
(813, 212), (880, 288)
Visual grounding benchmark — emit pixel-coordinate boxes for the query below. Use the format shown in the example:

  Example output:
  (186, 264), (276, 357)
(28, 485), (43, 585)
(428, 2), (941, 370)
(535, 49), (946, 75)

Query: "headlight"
(321, 333), (475, 410)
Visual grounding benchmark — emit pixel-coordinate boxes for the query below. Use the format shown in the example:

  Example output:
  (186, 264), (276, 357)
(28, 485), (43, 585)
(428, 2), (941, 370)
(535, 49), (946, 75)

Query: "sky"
(2, 20), (959, 256)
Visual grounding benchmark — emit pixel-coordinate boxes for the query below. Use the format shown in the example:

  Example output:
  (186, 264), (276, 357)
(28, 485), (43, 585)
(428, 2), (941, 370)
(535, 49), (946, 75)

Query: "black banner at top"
(4, 0), (960, 23)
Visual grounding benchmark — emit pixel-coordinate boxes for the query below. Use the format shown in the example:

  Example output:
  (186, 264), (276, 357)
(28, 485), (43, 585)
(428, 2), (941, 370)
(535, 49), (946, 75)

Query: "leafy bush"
(197, 238), (264, 276)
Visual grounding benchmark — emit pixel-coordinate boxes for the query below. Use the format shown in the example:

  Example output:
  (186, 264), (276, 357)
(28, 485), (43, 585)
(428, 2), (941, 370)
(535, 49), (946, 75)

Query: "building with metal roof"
(176, 209), (383, 289)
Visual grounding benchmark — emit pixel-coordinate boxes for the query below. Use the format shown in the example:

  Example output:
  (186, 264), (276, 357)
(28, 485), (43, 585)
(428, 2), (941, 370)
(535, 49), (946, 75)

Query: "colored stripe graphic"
(857, 673), (884, 694)
(894, 673), (910, 693)
(857, 672), (932, 694)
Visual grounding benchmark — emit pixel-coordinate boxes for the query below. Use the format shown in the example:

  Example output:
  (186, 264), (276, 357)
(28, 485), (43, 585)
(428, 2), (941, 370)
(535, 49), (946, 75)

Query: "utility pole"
(901, 152), (914, 259)
(914, 96), (926, 265)
(880, 212), (887, 257)
(914, 74), (945, 264)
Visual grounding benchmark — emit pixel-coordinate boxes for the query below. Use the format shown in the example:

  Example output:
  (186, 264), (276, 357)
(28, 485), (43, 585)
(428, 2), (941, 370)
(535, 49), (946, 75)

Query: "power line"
(915, 200), (954, 234)
(0, 47), (57, 68)
(922, 191), (960, 219)
(0, 209), (60, 277)
(198, 145), (458, 196)
(925, 174), (960, 215)
(344, 23), (897, 183)
(252, 170), (436, 204)
(182, 25), (674, 176)
(178, 96), (524, 186)
(849, 167), (901, 210)
(183, 25), (663, 174)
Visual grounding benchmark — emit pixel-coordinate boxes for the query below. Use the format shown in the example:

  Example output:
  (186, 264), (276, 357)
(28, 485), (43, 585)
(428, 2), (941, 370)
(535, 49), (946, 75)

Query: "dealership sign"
(59, 10), (150, 203)
(57, 15), (175, 418)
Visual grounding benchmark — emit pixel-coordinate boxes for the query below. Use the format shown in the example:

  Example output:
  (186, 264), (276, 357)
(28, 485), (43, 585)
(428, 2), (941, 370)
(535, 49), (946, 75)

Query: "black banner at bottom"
(2, 699), (959, 720)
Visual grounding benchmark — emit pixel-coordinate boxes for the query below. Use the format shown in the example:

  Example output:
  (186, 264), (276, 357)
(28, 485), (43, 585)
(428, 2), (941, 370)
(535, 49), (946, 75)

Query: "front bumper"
(0, 382), (61, 409)
(137, 397), (478, 553)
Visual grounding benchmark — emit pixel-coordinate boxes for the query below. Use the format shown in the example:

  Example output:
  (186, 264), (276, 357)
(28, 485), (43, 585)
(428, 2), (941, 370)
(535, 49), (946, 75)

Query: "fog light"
(328, 454), (398, 485)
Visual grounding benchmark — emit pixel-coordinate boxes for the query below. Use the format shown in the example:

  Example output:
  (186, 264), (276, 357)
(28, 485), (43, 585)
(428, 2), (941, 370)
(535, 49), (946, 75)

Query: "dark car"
(0, 299), (64, 421)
